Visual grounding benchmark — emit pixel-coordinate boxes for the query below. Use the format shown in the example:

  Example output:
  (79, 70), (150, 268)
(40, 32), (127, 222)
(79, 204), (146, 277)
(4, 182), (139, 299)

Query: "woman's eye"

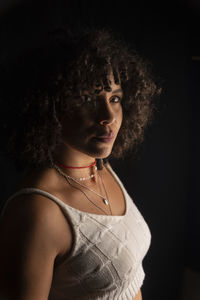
(111, 96), (122, 103)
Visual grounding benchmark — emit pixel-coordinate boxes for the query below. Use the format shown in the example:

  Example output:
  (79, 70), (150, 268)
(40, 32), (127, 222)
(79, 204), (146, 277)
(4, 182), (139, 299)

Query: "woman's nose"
(98, 102), (116, 126)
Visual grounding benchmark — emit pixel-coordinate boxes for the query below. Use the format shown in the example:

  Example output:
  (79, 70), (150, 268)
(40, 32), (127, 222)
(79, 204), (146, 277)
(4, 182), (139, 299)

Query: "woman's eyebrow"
(112, 88), (123, 94)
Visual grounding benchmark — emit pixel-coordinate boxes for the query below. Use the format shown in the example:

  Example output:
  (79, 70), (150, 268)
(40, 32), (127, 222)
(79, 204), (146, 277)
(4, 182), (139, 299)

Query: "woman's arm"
(133, 289), (142, 300)
(0, 194), (72, 300)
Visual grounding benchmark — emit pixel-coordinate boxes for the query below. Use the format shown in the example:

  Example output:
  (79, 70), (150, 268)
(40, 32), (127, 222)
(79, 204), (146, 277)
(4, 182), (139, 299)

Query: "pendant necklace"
(53, 163), (112, 215)
(53, 163), (109, 205)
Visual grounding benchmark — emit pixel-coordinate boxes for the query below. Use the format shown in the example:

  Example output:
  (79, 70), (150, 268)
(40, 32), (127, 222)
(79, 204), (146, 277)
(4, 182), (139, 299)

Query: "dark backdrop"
(0, 1), (199, 300)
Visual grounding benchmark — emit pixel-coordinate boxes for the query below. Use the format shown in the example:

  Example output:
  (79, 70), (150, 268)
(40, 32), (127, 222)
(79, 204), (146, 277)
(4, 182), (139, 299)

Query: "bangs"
(61, 53), (129, 104)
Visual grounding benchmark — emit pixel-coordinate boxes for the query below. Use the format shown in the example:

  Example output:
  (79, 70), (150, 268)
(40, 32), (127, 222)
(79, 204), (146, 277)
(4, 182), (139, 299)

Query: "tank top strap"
(7, 188), (67, 208)
(0, 188), (83, 226)
(1, 165), (129, 223)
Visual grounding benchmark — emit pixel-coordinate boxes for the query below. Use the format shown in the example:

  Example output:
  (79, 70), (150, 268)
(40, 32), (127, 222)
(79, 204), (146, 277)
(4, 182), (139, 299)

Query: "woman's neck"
(52, 142), (99, 181)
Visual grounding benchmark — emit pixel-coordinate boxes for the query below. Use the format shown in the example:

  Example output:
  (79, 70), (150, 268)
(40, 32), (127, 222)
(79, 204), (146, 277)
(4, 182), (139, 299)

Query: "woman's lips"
(94, 132), (115, 143)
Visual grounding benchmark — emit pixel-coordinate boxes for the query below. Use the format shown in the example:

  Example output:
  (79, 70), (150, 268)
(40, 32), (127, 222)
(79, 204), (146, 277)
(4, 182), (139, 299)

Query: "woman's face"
(61, 76), (123, 159)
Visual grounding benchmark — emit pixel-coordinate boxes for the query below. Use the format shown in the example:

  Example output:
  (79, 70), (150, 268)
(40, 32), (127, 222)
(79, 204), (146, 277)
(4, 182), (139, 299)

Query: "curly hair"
(0, 26), (161, 171)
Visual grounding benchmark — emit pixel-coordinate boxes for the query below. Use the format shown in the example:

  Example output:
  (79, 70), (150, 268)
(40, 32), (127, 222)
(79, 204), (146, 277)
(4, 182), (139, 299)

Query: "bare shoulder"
(0, 191), (72, 257)
(0, 176), (73, 298)
(2, 191), (65, 227)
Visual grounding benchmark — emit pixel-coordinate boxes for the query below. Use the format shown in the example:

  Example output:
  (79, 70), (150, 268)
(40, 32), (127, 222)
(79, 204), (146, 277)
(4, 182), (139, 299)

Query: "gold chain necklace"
(53, 164), (112, 215)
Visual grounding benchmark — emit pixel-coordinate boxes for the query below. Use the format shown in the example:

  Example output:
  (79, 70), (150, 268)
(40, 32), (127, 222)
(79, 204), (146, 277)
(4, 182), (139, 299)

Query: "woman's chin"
(86, 145), (113, 159)
(95, 153), (110, 159)
(95, 149), (113, 159)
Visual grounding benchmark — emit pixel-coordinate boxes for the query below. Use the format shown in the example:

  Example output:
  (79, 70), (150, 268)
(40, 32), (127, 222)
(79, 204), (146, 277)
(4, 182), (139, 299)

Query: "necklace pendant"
(103, 199), (109, 205)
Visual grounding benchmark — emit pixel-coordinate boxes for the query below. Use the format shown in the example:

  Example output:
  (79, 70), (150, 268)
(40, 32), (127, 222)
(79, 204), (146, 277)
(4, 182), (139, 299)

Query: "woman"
(0, 27), (160, 299)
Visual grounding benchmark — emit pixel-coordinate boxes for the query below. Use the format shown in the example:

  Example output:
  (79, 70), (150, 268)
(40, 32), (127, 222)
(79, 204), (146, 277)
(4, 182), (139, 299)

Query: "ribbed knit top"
(3, 165), (151, 300)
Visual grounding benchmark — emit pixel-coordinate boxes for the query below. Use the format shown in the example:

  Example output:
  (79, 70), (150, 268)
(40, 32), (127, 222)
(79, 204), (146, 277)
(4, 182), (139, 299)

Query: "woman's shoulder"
(2, 189), (71, 240)
(1, 168), (73, 257)
(3, 189), (62, 222)
(0, 189), (72, 297)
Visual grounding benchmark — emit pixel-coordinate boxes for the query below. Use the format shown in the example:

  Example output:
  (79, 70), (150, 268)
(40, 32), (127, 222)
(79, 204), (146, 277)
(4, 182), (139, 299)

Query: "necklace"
(60, 166), (97, 181)
(67, 178), (112, 215)
(56, 160), (96, 169)
(98, 172), (112, 215)
(53, 163), (112, 215)
(74, 171), (97, 181)
(99, 173), (111, 208)
(54, 164), (109, 205)
(55, 161), (97, 181)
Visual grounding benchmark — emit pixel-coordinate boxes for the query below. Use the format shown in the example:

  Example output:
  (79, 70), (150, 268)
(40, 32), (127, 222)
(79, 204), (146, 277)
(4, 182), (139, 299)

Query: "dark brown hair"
(0, 26), (161, 170)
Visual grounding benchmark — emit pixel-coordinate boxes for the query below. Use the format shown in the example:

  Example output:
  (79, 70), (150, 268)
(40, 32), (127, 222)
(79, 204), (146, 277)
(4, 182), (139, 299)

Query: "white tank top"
(2, 165), (151, 300)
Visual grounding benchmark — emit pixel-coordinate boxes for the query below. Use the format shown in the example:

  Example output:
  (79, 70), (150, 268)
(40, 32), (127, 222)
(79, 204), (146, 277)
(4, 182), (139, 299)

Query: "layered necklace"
(55, 160), (97, 181)
(53, 160), (112, 215)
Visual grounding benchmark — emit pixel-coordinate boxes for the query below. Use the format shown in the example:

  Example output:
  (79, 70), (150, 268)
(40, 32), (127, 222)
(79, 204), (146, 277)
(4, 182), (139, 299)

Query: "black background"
(0, 1), (199, 299)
